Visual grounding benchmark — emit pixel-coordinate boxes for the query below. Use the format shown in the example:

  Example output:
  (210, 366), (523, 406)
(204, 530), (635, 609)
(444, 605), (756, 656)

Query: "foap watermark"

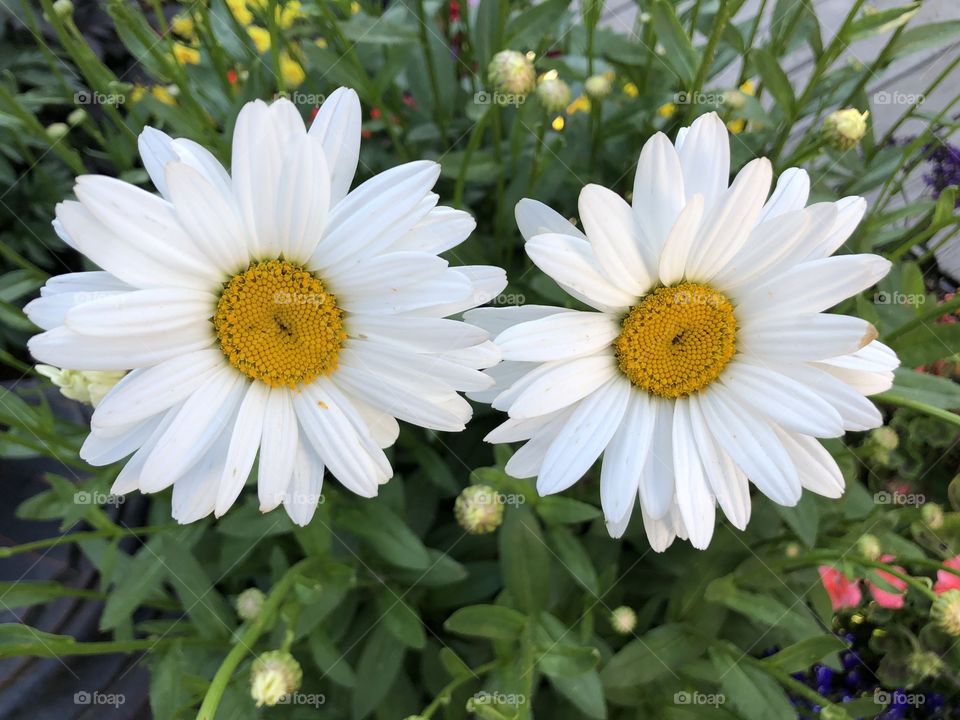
(478, 491), (525, 507)
(74, 691), (125, 708)
(674, 691), (725, 707)
(875, 291), (925, 306)
(875, 689), (925, 707)
(275, 90), (326, 106)
(472, 691), (527, 707)
(74, 89), (125, 107)
(276, 691), (326, 707)
(674, 90), (726, 107)
(74, 490), (125, 507)
(874, 490), (925, 507)
(474, 90), (526, 107)
(274, 291), (329, 306)
(873, 90), (925, 106)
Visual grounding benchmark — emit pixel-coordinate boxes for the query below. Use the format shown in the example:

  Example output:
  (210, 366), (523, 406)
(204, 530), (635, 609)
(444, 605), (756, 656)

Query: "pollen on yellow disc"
(614, 282), (737, 398)
(214, 260), (346, 388)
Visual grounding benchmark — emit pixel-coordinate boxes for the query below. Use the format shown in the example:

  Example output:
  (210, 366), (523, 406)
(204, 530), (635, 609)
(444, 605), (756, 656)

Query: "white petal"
(391, 207), (476, 254)
(600, 390), (655, 524)
(676, 112), (729, 212)
(638, 397), (676, 519)
(698, 384), (802, 506)
(657, 194), (705, 286)
(80, 416), (159, 467)
(632, 132), (686, 267)
(720, 360), (845, 437)
(688, 396), (750, 530)
(139, 127), (231, 199)
(258, 388), (299, 511)
(515, 198), (586, 241)
(776, 362), (883, 431)
(803, 196), (867, 261)
(537, 376), (631, 495)
(308, 87), (361, 205)
(579, 184), (651, 295)
(464, 305), (571, 336)
(64, 288), (215, 337)
(672, 400), (716, 549)
(496, 311), (620, 362)
(216, 381), (270, 516)
(526, 233), (635, 312)
(639, 505), (677, 551)
(139, 367), (248, 493)
(91, 348), (226, 430)
(284, 439), (324, 526)
(739, 313), (878, 362)
(29, 324), (214, 371)
(347, 314), (487, 353)
(757, 167), (809, 223)
(274, 134), (331, 262)
(776, 428), (845, 498)
(503, 353), (619, 419)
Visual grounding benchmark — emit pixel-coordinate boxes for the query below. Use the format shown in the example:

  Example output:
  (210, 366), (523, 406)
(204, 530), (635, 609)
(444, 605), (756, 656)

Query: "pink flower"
(867, 554), (908, 609)
(934, 556), (960, 594)
(819, 566), (862, 611)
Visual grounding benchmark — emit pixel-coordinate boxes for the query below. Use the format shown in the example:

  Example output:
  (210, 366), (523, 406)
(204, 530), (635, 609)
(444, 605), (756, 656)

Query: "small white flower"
(27, 89), (505, 526)
(468, 112), (898, 551)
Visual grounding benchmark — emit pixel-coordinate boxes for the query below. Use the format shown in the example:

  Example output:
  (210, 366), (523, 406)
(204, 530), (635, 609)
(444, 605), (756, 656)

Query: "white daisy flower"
(467, 112), (898, 551)
(26, 89), (505, 526)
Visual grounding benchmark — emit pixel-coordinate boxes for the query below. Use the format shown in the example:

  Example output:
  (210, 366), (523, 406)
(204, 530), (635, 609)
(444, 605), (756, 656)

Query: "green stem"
(875, 392), (960, 429)
(685, 0), (732, 124)
(453, 108), (491, 207)
(0, 636), (216, 659)
(416, 0), (448, 144)
(196, 558), (317, 720)
(420, 660), (499, 718)
(0, 524), (178, 559)
(744, 655), (841, 710)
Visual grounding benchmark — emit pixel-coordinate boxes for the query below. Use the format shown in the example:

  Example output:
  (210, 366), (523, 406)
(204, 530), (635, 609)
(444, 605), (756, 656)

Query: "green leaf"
(548, 669), (606, 718)
(444, 604), (527, 640)
(149, 645), (187, 720)
(751, 47), (795, 116)
(547, 525), (599, 594)
(764, 635), (848, 673)
(309, 632), (357, 688)
(506, 0), (572, 48)
(377, 592), (427, 649)
(338, 501), (431, 570)
(0, 624), (77, 657)
(705, 576), (820, 641)
(536, 642), (601, 678)
(884, 369), (960, 410)
(847, 3), (920, 42)
(890, 21), (960, 58)
(711, 648), (794, 720)
(649, 0), (698, 85)
(352, 625), (405, 719)
(601, 624), (704, 689)
(339, 14), (418, 44)
(0, 581), (97, 610)
(499, 505), (550, 613)
(773, 494), (819, 547)
(156, 535), (233, 639)
(536, 496), (602, 524)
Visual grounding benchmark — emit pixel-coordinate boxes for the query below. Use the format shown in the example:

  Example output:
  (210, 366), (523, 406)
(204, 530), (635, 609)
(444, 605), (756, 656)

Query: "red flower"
(866, 554), (908, 609)
(370, 107), (382, 120)
(226, 69), (238, 86)
(819, 566), (862, 611)
(934, 556), (960, 594)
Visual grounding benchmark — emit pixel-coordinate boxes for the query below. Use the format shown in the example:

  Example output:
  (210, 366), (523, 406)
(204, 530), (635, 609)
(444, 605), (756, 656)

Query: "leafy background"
(0, 0), (960, 718)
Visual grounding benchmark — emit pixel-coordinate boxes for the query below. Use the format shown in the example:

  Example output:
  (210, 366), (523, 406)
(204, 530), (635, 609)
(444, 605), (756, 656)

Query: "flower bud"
(931, 590), (960, 637)
(906, 649), (942, 679)
(584, 74), (612, 100)
(536, 76), (571, 114)
(52, 0), (73, 18)
(45, 123), (69, 141)
(921, 502), (944, 530)
(235, 587), (266, 621)
(857, 534), (882, 562)
(35, 365), (124, 406)
(67, 108), (87, 126)
(487, 50), (536, 100)
(250, 650), (302, 707)
(454, 485), (504, 534)
(823, 108), (869, 151)
(610, 605), (637, 635)
(870, 426), (898, 451)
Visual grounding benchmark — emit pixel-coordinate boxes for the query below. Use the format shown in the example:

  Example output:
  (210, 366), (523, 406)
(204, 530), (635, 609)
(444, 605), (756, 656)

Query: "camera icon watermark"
(474, 90), (526, 107)
(74, 691), (125, 708)
(874, 688), (925, 706)
(276, 691), (326, 707)
(74, 89), (125, 106)
(74, 490), (125, 507)
(674, 90), (726, 107)
(873, 90), (925, 106)
(874, 490), (925, 507)
(874, 291), (925, 306)
(674, 691), (725, 706)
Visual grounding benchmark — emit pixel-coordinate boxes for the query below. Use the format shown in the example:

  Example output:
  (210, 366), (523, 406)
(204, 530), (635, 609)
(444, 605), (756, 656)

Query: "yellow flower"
(739, 79), (756, 96)
(248, 26), (271, 53)
(152, 85), (178, 106)
(280, 51), (305, 87)
(823, 108), (869, 150)
(173, 43), (200, 65)
(726, 118), (746, 134)
(566, 94), (591, 115)
(171, 14), (195, 38)
(657, 101), (676, 119)
(227, 0), (254, 25)
(351, 1), (361, 14)
(278, 0), (304, 28)
(130, 84), (146, 103)
(315, 38), (328, 49)
(551, 116), (565, 131)
(623, 82), (638, 98)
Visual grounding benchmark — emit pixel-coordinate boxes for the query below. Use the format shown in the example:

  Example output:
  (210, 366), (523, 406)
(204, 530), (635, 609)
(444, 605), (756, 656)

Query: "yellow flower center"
(614, 282), (737, 398)
(214, 260), (345, 388)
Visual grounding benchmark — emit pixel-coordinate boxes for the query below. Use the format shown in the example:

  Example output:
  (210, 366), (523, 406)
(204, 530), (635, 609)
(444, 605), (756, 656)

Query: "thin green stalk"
(0, 525), (177, 559)
(453, 109), (492, 207)
(196, 558), (318, 720)
(0, 636), (216, 660)
(416, 0), (448, 144)
(420, 660), (499, 718)
(876, 393), (960, 429)
(737, 0), (770, 86)
(685, 0), (733, 124)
